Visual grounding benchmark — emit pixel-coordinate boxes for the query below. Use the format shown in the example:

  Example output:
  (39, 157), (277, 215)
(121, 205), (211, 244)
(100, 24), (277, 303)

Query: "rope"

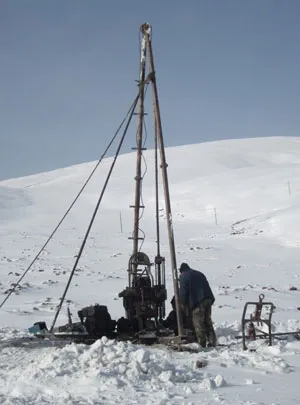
(50, 92), (140, 332)
(0, 93), (140, 310)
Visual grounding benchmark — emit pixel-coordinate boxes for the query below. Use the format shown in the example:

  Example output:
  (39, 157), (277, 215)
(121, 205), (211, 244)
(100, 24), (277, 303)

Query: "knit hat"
(179, 262), (190, 273)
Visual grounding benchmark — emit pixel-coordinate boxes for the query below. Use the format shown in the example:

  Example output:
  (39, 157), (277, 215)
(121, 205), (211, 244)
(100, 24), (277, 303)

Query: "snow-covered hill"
(1, 136), (300, 404)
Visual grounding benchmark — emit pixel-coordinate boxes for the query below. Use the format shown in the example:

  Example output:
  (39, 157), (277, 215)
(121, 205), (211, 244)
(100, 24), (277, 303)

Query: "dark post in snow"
(288, 181), (291, 197)
(119, 212), (123, 233)
(214, 207), (218, 226)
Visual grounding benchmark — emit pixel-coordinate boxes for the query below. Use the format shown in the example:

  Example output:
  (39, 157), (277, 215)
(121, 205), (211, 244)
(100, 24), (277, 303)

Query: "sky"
(1, 0), (300, 181)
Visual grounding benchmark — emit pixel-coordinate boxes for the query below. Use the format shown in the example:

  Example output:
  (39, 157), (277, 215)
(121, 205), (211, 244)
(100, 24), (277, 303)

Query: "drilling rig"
(118, 23), (184, 340)
(8, 23), (185, 345)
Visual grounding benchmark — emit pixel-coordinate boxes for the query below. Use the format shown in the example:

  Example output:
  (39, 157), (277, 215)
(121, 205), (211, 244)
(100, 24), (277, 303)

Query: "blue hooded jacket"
(179, 267), (215, 310)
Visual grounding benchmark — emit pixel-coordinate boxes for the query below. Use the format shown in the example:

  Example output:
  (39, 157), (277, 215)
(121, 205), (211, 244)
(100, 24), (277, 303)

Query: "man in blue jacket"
(179, 262), (217, 348)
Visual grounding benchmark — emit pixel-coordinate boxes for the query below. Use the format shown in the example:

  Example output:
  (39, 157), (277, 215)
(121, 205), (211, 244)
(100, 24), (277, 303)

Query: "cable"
(138, 228), (145, 253)
(0, 93), (141, 310)
(50, 92), (140, 332)
(137, 119), (149, 257)
(142, 106), (148, 148)
(136, 90), (149, 251)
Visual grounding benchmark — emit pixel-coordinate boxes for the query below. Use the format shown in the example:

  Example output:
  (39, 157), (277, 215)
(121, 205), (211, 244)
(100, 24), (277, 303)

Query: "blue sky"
(1, 0), (300, 180)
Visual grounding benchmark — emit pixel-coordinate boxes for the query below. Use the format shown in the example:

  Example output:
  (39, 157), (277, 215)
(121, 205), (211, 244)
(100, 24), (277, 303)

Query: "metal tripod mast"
(141, 23), (184, 338)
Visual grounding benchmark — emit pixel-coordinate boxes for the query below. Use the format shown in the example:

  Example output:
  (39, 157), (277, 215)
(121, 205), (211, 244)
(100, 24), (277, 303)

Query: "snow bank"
(22, 337), (204, 387)
(1, 333), (296, 405)
(0, 337), (227, 404)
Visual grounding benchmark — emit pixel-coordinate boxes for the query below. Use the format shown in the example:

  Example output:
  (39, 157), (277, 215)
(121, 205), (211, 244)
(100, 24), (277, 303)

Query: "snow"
(1, 136), (300, 404)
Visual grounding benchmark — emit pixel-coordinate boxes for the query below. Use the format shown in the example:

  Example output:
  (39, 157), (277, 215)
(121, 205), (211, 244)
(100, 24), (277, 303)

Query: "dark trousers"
(192, 299), (217, 347)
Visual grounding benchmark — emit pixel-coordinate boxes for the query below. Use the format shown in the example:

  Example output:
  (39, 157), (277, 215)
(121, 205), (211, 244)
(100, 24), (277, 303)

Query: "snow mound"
(0, 337), (228, 404)
(216, 345), (291, 373)
(22, 337), (203, 387)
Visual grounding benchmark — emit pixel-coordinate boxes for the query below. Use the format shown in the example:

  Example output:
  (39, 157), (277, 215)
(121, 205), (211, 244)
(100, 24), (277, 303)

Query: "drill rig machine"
(23, 24), (185, 345)
(117, 23), (184, 342)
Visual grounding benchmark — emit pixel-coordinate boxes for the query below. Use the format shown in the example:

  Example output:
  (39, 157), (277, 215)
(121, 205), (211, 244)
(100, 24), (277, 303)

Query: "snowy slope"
(1, 136), (300, 404)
